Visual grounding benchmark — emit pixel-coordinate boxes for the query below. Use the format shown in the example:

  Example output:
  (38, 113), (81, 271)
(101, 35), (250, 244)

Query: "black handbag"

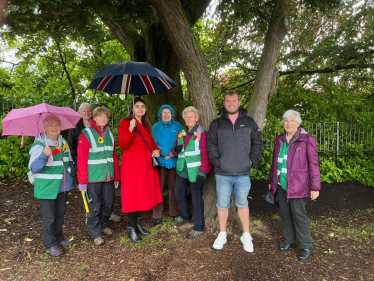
(137, 127), (160, 168)
(151, 156), (160, 168)
(264, 190), (278, 206)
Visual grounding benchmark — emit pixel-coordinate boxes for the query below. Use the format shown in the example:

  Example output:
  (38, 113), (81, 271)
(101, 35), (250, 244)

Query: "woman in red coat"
(118, 97), (162, 243)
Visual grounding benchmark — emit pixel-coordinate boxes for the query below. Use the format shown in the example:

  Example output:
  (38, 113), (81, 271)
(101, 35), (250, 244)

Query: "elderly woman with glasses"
(268, 109), (321, 261)
(28, 115), (75, 257)
(171, 106), (212, 239)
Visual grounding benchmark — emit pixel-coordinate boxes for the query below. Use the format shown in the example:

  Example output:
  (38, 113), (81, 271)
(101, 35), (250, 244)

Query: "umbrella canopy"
(2, 103), (82, 137)
(88, 61), (177, 96)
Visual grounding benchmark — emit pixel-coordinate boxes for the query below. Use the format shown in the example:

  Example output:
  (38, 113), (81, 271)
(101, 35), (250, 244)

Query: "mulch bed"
(0, 178), (373, 280)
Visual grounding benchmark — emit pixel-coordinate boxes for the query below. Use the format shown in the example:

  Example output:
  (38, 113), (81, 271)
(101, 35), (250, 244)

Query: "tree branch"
(56, 41), (76, 102)
(279, 64), (374, 76)
(0, 60), (19, 66)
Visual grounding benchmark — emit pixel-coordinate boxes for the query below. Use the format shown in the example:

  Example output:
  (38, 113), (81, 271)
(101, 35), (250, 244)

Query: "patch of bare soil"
(0, 178), (373, 281)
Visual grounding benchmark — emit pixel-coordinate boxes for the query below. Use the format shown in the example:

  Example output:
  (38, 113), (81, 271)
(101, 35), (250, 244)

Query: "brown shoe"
(102, 228), (114, 235)
(94, 237), (105, 246)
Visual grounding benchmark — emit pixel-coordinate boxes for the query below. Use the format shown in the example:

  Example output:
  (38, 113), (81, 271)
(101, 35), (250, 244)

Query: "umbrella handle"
(81, 190), (89, 213)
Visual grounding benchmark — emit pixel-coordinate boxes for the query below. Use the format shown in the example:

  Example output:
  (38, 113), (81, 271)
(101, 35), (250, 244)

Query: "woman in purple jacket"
(268, 109), (321, 261)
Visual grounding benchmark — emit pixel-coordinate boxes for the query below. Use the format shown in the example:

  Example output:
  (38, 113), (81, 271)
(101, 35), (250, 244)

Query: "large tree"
(3, 0), (212, 121)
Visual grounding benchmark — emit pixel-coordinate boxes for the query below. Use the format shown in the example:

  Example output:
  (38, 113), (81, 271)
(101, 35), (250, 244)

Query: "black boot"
(127, 227), (142, 243)
(136, 218), (150, 236)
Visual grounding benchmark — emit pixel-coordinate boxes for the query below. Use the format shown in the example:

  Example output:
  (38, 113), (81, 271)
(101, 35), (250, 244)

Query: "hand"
(114, 181), (119, 189)
(311, 191), (319, 200)
(43, 145), (52, 156)
(78, 184), (87, 191)
(195, 175), (205, 189)
(173, 144), (183, 153)
(164, 158), (175, 169)
(268, 184), (271, 189)
(163, 155), (171, 160)
(152, 150), (160, 157)
(129, 119), (137, 132)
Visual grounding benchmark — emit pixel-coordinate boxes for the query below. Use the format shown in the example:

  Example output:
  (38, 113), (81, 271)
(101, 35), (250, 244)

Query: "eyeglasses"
(46, 124), (61, 128)
(184, 116), (197, 120)
(283, 119), (297, 123)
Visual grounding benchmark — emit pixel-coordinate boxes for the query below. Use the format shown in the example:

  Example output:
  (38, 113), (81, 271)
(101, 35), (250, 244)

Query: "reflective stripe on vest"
(176, 127), (205, 182)
(83, 127), (115, 182)
(32, 141), (69, 199)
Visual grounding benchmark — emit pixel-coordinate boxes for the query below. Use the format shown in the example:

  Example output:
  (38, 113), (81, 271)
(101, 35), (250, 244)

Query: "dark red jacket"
(269, 128), (321, 199)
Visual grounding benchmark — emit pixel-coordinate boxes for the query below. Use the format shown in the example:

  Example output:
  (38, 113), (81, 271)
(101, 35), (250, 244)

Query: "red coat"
(118, 118), (163, 213)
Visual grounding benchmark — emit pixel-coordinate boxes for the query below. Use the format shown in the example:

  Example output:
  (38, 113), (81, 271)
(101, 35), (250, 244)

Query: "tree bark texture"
(151, 0), (219, 231)
(247, 0), (291, 130)
(150, 0), (216, 129)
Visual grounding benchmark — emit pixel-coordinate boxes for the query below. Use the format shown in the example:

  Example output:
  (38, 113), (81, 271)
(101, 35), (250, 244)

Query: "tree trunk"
(98, 12), (184, 124)
(247, 0), (291, 129)
(150, 0), (216, 129)
(150, 0), (219, 231)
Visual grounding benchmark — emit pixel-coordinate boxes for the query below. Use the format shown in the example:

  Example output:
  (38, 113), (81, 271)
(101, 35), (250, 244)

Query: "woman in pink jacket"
(268, 109), (321, 261)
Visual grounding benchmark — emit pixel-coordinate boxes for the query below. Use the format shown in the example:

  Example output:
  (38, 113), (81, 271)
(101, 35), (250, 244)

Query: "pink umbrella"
(2, 103), (82, 146)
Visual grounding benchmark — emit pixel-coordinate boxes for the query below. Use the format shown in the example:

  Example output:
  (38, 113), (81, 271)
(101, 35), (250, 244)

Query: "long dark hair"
(126, 97), (153, 137)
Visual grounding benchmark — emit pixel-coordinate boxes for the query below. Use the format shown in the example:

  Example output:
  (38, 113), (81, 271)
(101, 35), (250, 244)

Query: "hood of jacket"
(157, 104), (176, 126)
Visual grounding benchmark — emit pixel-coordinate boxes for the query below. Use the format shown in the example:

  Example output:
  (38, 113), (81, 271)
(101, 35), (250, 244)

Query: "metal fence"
(263, 121), (374, 155)
(2, 101), (373, 155)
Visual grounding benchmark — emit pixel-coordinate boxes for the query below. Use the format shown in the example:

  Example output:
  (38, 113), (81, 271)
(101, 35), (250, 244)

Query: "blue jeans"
(215, 174), (251, 209)
(175, 174), (205, 231)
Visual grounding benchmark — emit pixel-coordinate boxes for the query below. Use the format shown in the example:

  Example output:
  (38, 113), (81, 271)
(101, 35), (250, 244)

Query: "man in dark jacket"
(207, 91), (262, 253)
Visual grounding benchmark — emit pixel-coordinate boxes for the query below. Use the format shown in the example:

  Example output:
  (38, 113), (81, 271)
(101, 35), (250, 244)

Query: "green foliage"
(251, 151), (374, 187)
(0, 135), (32, 179)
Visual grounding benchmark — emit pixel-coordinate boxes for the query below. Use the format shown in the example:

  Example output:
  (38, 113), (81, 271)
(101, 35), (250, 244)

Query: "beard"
(225, 107), (239, 114)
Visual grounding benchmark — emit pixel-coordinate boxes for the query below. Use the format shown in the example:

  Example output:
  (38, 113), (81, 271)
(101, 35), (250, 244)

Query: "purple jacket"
(268, 128), (321, 199)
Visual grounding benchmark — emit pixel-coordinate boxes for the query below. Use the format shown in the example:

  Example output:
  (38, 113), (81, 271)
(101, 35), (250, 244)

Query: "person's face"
(161, 108), (172, 123)
(94, 113), (108, 128)
(283, 115), (300, 135)
(224, 94), (240, 115)
(44, 118), (61, 141)
(184, 112), (198, 130)
(134, 102), (146, 119)
(80, 107), (92, 121)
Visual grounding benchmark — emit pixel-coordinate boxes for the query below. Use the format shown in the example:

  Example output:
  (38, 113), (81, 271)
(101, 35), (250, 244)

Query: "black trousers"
(86, 181), (115, 239)
(277, 185), (314, 249)
(39, 192), (68, 249)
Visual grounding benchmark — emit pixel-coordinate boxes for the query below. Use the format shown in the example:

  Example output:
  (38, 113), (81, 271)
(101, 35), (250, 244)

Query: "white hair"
(182, 106), (199, 119)
(43, 115), (61, 126)
(282, 109), (302, 125)
(78, 102), (93, 114)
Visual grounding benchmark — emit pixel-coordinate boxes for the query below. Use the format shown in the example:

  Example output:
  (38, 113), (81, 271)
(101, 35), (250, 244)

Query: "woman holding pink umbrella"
(28, 115), (75, 257)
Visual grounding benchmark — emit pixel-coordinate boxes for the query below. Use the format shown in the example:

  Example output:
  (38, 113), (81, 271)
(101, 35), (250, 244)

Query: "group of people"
(28, 90), (321, 261)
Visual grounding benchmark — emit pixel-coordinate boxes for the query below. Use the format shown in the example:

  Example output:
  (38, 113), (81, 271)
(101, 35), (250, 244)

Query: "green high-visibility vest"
(82, 127), (115, 182)
(33, 141), (70, 199)
(176, 128), (205, 183)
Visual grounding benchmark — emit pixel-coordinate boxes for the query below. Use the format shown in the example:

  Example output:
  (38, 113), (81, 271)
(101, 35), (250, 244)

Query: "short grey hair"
(182, 106), (199, 119)
(43, 115), (61, 126)
(78, 102), (93, 114)
(282, 109), (302, 125)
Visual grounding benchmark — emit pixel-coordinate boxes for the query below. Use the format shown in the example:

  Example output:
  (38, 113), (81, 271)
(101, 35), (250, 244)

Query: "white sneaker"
(213, 232), (227, 250)
(240, 232), (254, 252)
